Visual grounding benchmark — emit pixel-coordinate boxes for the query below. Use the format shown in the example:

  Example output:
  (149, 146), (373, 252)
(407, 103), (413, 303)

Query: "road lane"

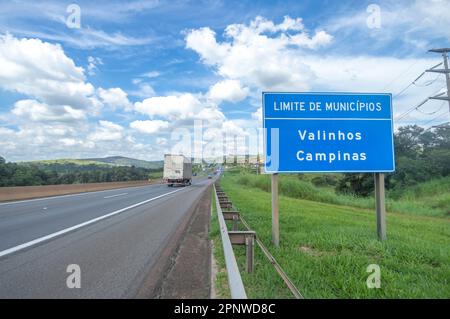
(0, 178), (212, 298)
(0, 183), (159, 206)
(0, 182), (182, 251)
(0, 188), (184, 258)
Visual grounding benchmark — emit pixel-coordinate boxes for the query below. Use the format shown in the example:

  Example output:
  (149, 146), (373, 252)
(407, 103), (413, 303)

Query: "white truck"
(163, 154), (192, 187)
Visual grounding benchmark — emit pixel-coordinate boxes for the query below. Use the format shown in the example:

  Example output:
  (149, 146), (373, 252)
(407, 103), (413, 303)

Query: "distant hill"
(84, 156), (163, 169)
(23, 156), (163, 170)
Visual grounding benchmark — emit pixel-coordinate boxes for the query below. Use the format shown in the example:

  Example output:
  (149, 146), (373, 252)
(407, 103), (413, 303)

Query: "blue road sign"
(263, 92), (395, 173)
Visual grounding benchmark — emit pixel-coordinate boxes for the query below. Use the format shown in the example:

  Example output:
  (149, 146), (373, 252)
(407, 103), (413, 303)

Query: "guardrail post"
(246, 235), (254, 273)
(232, 214), (239, 231)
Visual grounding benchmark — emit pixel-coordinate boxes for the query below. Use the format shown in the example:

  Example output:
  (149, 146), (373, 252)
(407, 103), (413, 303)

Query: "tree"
(394, 125), (424, 158)
(433, 123), (450, 149)
(336, 173), (374, 196)
(336, 123), (450, 196)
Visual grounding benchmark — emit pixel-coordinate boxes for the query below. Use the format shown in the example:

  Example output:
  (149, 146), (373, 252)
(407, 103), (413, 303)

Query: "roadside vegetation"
(231, 172), (449, 217)
(210, 191), (292, 298)
(0, 156), (162, 186)
(336, 124), (449, 196)
(215, 173), (450, 298)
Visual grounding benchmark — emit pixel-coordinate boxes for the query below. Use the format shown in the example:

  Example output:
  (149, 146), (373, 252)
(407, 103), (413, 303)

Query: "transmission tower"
(426, 48), (450, 112)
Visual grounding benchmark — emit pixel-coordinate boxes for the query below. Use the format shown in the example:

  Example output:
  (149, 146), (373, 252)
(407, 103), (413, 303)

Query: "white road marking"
(0, 183), (162, 206)
(0, 188), (183, 258)
(103, 193), (128, 199)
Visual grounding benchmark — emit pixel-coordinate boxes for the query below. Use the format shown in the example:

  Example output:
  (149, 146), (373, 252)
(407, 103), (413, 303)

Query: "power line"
(394, 49), (450, 127)
(413, 74), (441, 87)
(393, 82), (415, 98)
(416, 101), (446, 115)
(394, 86), (446, 121)
(395, 98), (429, 121)
(421, 110), (449, 127)
(381, 59), (420, 91)
(424, 121), (450, 131)
(392, 62), (442, 98)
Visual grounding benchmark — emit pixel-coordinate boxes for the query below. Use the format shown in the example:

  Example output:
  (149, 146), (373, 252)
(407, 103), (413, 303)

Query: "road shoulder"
(156, 185), (212, 298)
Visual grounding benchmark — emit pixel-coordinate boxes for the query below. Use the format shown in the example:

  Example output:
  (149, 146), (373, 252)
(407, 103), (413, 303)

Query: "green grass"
(389, 177), (450, 216)
(224, 169), (450, 217)
(210, 193), (231, 298)
(213, 174), (450, 298)
(148, 171), (163, 180)
(209, 189), (292, 298)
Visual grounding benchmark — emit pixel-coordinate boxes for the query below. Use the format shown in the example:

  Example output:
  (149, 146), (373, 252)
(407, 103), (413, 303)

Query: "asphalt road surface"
(0, 178), (212, 298)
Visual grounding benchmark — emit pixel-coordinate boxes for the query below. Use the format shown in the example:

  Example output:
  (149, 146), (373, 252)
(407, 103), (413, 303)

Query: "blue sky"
(0, 0), (449, 161)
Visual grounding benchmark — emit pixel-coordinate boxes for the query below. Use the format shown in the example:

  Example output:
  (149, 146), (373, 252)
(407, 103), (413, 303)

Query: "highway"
(0, 178), (212, 298)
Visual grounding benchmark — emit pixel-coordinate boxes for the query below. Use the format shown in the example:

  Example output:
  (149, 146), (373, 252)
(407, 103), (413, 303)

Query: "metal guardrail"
(214, 181), (304, 299)
(213, 180), (302, 299)
(239, 216), (304, 299)
(213, 183), (247, 299)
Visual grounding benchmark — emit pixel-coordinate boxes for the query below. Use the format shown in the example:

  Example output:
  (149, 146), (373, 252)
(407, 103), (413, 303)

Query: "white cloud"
(142, 71), (160, 78)
(304, 56), (437, 92)
(97, 87), (131, 110)
(87, 56), (103, 76)
(156, 137), (168, 145)
(186, 16), (332, 91)
(59, 138), (82, 147)
(76, 28), (154, 47)
(207, 79), (249, 103)
(132, 91), (228, 132)
(290, 31), (333, 50)
(0, 34), (166, 161)
(222, 120), (249, 137)
(185, 27), (230, 67)
(129, 83), (156, 98)
(251, 107), (262, 122)
(130, 120), (170, 134)
(11, 99), (86, 122)
(134, 93), (204, 120)
(0, 33), (98, 111)
(88, 120), (124, 142)
(195, 107), (226, 124)
(186, 15), (446, 130)
(4, 26), (156, 50)
(0, 1), (160, 27)
(326, 0), (450, 49)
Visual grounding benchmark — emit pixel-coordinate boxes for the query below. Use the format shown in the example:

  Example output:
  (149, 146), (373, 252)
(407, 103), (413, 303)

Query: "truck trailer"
(163, 154), (193, 187)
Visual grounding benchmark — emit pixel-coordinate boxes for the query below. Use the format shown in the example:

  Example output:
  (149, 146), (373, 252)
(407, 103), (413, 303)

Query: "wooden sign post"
(272, 173), (279, 247)
(374, 173), (387, 241)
